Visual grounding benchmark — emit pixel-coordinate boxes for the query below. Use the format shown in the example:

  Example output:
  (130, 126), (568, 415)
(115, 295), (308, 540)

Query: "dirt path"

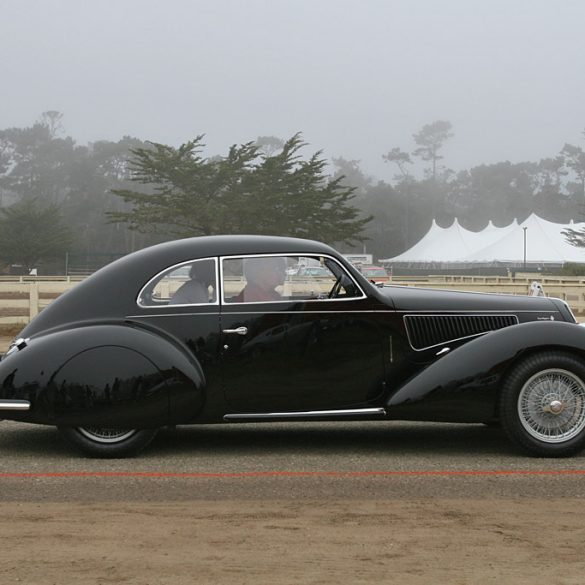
(1, 499), (584, 584)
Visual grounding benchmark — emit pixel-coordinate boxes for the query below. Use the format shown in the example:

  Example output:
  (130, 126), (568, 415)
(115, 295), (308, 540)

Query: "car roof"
(21, 235), (345, 336)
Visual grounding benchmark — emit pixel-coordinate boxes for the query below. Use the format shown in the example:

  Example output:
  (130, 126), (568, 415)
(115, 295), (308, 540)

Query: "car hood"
(379, 284), (567, 317)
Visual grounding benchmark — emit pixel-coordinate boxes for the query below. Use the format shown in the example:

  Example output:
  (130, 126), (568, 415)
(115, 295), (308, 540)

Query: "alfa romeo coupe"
(1, 235), (585, 458)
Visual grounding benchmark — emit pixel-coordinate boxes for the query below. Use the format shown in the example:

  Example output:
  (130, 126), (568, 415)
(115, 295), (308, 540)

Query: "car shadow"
(0, 422), (72, 458)
(152, 421), (514, 458)
(0, 420), (519, 459)
(0, 422), (524, 463)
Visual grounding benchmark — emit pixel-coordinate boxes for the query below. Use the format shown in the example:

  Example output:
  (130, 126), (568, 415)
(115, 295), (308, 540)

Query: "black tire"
(500, 351), (585, 457)
(58, 426), (158, 458)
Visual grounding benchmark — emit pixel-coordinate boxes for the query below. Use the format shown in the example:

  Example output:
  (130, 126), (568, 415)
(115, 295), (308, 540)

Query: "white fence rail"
(0, 277), (85, 325)
(2, 275), (585, 327)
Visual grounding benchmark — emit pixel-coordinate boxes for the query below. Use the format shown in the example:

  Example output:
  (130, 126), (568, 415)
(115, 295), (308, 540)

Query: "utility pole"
(523, 227), (527, 271)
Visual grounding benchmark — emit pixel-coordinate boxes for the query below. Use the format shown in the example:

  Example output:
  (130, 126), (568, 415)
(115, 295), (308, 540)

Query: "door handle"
(222, 326), (248, 336)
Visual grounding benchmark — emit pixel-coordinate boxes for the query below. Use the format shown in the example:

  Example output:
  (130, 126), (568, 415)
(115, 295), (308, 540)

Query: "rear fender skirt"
(386, 321), (585, 421)
(0, 324), (204, 427)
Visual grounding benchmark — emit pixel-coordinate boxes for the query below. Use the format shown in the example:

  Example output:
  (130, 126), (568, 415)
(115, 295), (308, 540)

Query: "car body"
(1, 234), (585, 458)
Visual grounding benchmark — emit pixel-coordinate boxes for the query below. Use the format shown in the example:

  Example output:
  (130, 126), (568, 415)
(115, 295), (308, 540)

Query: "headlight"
(3, 338), (29, 360)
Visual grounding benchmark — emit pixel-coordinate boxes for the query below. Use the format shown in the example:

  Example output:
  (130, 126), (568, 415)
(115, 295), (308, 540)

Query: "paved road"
(1, 420), (585, 501)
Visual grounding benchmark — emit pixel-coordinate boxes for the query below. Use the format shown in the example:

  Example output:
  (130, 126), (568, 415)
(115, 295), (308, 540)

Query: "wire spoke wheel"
(518, 368), (585, 444)
(58, 426), (158, 457)
(501, 352), (585, 457)
(78, 427), (138, 444)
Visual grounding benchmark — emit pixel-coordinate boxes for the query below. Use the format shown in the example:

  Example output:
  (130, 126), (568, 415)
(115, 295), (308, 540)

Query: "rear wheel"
(500, 352), (585, 457)
(58, 426), (158, 458)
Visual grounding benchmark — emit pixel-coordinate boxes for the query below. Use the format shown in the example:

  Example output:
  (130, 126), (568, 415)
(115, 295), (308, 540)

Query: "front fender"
(387, 321), (585, 422)
(0, 324), (205, 427)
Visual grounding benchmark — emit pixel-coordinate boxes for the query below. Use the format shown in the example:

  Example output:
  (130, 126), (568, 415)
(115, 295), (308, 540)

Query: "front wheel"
(500, 351), (585, 457)
(58, 426), (158, 458)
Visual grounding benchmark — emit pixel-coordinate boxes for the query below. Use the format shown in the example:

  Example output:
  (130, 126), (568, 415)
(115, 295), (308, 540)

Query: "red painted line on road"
(1, 469), (585, 479)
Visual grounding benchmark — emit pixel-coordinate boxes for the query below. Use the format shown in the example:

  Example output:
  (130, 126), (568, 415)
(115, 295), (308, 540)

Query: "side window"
(139, 258), (217, 307)
(222, 255), (362, 304)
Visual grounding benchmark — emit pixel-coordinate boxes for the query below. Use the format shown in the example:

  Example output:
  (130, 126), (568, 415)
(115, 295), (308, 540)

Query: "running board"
(224, 407), (386, 421)
(0, 400), (30, 411)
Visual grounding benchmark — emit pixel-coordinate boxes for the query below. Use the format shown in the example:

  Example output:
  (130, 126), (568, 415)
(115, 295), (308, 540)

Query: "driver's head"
(243, 256), (286, 290)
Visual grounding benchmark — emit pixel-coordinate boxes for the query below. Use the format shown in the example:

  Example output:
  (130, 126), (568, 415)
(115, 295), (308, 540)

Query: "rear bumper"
(0, 400), (30, 411)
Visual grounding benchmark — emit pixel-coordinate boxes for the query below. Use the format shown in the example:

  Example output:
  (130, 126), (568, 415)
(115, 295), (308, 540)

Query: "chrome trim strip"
(407, 330), (487, 352)
(223, 407), (386, 421)
(219, 309), (380, 314)
(127, 308), (557, 320)
(0, 400), (31, 411)
(128, 310), (386, 319)
(126, 312), (221, 318)
(386, 285), (538, 297)
(127, 310), (380, 319)
(403, 313), (520, 352)
(394, 309), (557, 314)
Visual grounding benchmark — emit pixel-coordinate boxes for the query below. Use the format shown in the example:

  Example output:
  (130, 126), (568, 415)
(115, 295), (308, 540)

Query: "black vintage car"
(1, 235), (585, 458)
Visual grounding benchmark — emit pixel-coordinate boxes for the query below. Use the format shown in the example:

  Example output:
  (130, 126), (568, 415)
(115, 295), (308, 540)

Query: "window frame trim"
(136, 256), (219, 309)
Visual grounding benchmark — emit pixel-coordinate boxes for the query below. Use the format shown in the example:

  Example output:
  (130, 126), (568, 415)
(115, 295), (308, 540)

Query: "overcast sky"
(2, 0), (584, 180)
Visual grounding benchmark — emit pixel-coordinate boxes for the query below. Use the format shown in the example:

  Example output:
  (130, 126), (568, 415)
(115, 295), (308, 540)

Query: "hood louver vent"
(404, 314), (518, 351)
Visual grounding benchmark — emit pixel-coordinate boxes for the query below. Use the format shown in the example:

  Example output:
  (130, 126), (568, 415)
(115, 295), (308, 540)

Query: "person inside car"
(169, 259), (216, 305)
(234, 257), (286, 302)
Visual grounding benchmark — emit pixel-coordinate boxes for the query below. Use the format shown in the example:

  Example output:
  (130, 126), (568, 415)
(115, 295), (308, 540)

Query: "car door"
(219, 253), (387, 413)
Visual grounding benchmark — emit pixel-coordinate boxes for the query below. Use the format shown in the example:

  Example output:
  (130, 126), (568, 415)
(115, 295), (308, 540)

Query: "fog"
(2, 0), (584, 179)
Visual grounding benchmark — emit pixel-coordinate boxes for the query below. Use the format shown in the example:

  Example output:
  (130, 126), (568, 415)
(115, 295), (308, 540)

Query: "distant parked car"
(1, 234), (585, 459)
(359, 265), (390, 283)
(297, 266), (331, 277)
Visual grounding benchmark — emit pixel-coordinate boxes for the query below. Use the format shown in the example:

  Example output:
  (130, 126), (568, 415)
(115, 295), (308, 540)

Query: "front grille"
(404, 314), (518, 350)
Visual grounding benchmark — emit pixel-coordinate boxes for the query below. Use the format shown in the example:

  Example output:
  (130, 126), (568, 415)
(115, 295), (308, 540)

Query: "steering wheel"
(328, 276), (343, 299)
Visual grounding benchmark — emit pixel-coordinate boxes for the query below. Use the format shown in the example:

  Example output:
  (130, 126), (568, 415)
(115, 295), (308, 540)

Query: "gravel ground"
(2, 499), (585, 585)
(2, 421), (585, 583)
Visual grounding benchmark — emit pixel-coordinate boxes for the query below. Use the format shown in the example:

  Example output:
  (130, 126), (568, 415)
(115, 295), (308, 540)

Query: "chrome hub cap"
(518, 369), (585, 443)
(548, 400), (564, 414)
(78, 427), (137, 444)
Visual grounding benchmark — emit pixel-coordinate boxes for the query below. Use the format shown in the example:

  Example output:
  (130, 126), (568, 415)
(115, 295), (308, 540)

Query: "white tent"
(388, 218), (505, 262)
(382, 215), (585, 265)
(388, 219), (447, 262)
(437, 219), (478, 261)
(465, 214), (583, 263)
(458, 218), (519, 258)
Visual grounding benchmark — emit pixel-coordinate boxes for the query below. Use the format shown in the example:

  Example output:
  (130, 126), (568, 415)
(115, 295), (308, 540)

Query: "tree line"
(0, 111), (584, 271)
(339, 121), (585, 260)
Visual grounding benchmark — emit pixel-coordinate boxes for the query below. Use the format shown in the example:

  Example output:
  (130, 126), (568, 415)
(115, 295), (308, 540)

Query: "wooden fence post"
(29, 282), (39, 321)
